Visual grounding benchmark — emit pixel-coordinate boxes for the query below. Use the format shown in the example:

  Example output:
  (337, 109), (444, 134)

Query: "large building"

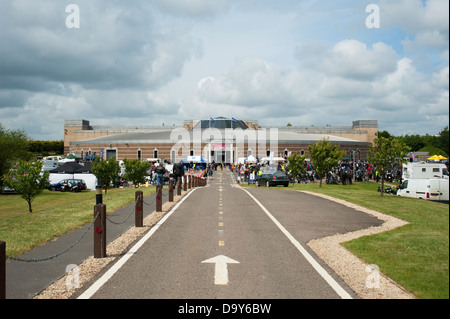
(64, 117), (378, 163)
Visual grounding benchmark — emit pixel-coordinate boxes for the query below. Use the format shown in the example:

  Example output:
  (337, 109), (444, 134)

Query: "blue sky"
(0, 0), (448, 140)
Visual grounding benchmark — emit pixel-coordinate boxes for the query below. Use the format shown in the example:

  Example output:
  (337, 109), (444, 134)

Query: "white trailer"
(402, 162), (448, 180)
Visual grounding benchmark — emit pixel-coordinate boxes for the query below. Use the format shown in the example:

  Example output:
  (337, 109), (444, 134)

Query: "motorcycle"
(60, 182), (80, 192)
(377, 185), (399, 195)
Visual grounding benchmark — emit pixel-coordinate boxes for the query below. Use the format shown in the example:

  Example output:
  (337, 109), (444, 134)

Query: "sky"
(0, 0), (448, 140)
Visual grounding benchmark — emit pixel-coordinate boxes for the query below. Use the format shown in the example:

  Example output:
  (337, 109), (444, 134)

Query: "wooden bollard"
(184, 175), (187, 191)
(188, 175), (191, 189)
(169, 179), (174, 202)
(94, 204), (107, 258)
(177, 177), (182, 196)
(1, 241), (5, 299)
(156, 184), (162, 212)
(135, 190), (143, 227)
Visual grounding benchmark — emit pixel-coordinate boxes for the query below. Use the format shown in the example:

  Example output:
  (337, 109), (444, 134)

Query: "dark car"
(255, 171), (290, 187)
(1, 184), (17, 194)
(48, 179), (87, 192)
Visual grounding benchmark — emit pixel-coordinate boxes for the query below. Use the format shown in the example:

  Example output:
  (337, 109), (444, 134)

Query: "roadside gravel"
(303, 191), (416, 299)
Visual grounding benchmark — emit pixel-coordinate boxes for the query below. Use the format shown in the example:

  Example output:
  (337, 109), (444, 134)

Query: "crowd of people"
(225, 160), (408, 185)
(142, 157), (448, 187)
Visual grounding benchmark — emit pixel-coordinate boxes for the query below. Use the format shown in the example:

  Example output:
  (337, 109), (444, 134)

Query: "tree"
(0, 124), (32, 179)
(369, 137), (410, 197)
(437, 126), (449, 155)
(308, 139), (345, 188)
(2, 160), (49, 213)
(91, 156), (120, 194)
(287, 152), (307, 183)
(123, 159), (151, 187)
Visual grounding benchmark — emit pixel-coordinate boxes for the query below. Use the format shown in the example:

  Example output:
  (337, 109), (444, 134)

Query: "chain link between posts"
(5, 188), (175, 263)
(5, 212), (100, 263)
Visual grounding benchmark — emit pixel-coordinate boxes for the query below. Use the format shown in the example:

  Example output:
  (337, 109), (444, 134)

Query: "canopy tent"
(245, 155), (257, 163)
(260, 156), (286, 162)
(49, 162), (97, 190)
(428, 154), (448, 161)
(50, 162), (84, 173)
(181, 156), (208, 164)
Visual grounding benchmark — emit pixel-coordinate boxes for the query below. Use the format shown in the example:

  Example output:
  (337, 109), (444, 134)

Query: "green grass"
(243, 181), (449, 299)
(0, 186), (157, 257)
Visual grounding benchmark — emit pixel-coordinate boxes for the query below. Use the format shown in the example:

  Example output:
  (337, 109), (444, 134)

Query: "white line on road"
(238, 186), (353, 299)
(78, 188), (198, 299)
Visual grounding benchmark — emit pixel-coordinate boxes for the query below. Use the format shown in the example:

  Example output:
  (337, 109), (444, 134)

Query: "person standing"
(155, 162), (166, 187)
(173, 161), (185, 188)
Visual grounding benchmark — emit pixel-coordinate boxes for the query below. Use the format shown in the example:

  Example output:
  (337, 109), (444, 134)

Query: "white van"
(397, 178), (449, 202)
(427, 179), (449, 202)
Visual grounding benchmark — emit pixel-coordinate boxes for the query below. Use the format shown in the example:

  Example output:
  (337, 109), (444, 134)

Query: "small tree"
(369, 137), (410, 196)
(0, 124), (33, 178)
(309, 139), (345, 188)
(91, 156), (120, 194)
(2, 160), (49, 213)
(287, 152), (307, 183)
(123, 159), (151, 187)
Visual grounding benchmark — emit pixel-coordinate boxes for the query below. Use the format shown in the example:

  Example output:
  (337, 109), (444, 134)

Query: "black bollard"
(135, 191), (143, 227)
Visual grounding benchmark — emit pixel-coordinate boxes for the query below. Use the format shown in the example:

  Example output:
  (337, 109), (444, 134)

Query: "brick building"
(64, 117), (378, 163)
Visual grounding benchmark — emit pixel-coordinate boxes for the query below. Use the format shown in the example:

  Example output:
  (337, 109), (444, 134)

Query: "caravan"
(397, 178), (449, 202)
(402, 162), (448, 180)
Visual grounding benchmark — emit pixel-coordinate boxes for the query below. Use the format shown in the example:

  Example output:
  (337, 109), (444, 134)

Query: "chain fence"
(5, 212), (100, 263)
(4, 187), (175, 263)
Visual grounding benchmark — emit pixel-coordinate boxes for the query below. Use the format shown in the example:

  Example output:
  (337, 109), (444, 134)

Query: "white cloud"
(152, 0), (230, 18)
(380, 0), (449, 51)
(0, 0), (448, 139)
(319, 40), (398, 80)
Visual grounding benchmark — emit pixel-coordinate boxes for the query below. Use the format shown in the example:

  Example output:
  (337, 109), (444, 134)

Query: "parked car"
(1, 184), (17, 194)
(47, 179), (87, 192)
(255, 171), (290, 187)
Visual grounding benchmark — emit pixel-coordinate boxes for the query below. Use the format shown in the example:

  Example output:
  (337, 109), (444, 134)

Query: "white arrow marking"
(202, 255), (239, 285)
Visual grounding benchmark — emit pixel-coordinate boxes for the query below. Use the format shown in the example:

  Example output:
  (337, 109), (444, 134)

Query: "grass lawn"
(243, 181), (449, 299)
(0, 186), (157, 258)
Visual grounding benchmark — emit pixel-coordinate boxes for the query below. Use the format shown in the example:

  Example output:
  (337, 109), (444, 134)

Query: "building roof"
(70, 128), (370, 146)
(193, 117), (249, 129)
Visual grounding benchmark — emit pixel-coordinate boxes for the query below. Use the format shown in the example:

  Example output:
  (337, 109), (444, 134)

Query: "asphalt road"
(76, 171), (383, 299)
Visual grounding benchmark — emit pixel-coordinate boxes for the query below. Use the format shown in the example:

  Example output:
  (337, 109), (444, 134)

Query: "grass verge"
(0, 186), (157, 258)
(242, 181), (449, 299)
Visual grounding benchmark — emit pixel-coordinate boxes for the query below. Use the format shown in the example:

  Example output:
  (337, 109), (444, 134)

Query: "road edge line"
(238, 186), (353, 299)
(78, 188), (198, 299)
